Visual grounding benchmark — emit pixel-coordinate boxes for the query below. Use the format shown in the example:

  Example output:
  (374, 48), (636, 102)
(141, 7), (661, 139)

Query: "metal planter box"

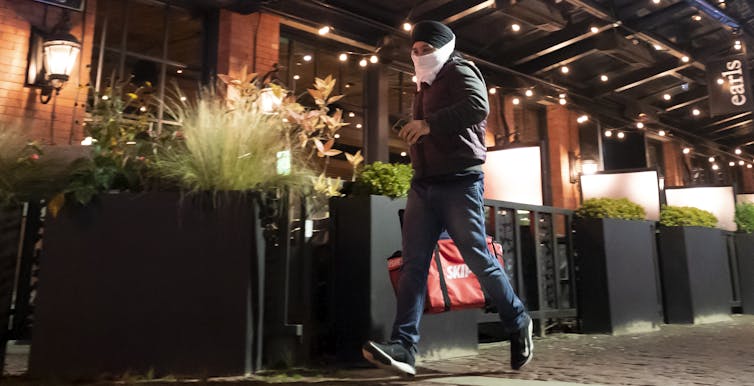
(29, 192), (265, 379)
(329, 195), (478, 363)
(735, 233), (754, 314)
(657, 226), (732, 324)
(573, 218), (662, 334)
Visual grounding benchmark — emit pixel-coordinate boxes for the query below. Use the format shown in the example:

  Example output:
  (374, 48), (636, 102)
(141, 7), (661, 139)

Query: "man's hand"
(399, 120), (430, 145)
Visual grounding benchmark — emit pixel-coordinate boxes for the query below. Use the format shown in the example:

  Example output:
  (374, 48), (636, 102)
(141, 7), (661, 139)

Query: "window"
(90, 0), (206, 130)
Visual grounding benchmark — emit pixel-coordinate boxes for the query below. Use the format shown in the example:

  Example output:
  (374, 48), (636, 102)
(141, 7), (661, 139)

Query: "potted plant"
(329, 162), (479, 362)
(657, 205), (731, 324)
(734, 202), (754, 314)
(30, 74), (348, 379)
(573, 198), (662, 334)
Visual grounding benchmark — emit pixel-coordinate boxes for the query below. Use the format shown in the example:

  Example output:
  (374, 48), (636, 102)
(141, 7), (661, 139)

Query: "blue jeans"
(391, 172), (528, 350)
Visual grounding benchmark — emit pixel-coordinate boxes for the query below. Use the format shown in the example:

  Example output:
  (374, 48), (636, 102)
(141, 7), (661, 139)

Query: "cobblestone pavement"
(3, 315), (754, 385)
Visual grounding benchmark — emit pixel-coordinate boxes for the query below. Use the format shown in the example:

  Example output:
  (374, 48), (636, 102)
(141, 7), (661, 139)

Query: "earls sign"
(30, 0), (85, 12)
(707, 54), (754, 116)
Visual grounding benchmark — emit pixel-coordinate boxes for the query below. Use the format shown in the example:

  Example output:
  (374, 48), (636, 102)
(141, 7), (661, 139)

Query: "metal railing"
(481, 199), (577, 336)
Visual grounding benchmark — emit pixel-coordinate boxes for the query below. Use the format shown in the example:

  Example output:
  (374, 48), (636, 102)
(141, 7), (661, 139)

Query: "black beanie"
(411, 21), (454, 48)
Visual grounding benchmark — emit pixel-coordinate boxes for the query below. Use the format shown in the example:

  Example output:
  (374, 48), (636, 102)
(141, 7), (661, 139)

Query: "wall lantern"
(27, 12), (81, 104)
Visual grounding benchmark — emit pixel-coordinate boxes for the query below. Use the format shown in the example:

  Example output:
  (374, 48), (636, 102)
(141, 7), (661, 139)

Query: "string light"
(339, 53), (348, 62)
(617, 131), (626, 139)
(709, 156), (715, 163)
(740, 160), (746, 166)
(681, 55), (690, 63)
(359, 58), (368, 67)
(652, 0), (661, 4)
(348, 112), (355, 118)
(356, 123), (363, 128)
(748, 164), (753, 169)
(525, 89), (534, 97)
(293, 75), (300, 80)
(489, 87), (497, 94)
(139, 106), (147, 112)
(403, 22), (412, 31)
(734, 40), (742, 50)
(604, 130), (613, 137)
(401, 151), (407, 157)
(683, 147), (691, 154)
(369, 55), (379, 64)
(591, 26), (600, 34)
(653, 44), (663, 50)
(303, 54), (312, 62)
(735, 148), (742, 155)
(600, 74), (609, 82)
(658, 130), (666, 136)
(334, 133), (340, 139)
(176, 69), (183, 74)
(577, 115), (589, 123)
(318, 26), (331, 35)
(730, 161), (736, 167)
(693, 15), (703, 21)
(512, 23), (521, 32)
(180, 96), (187, 102)
(559, 98), (567, 105)
(717, 78), (725, 85)
(712, 164), (720, 170)
(663, 94), (672, 101)
(512, 97), (521, 105)
(411, 75), (418, 83)
(692, 108), (701, 116)
(561, 66), (570, 74)
(636, 122), (645, 129)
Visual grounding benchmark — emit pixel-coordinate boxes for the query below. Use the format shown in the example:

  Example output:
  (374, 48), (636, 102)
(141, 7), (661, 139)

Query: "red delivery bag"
(387, 235), (505, 314)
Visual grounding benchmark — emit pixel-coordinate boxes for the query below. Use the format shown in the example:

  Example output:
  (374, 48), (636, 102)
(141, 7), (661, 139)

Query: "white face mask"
(411, 36), (456, 91)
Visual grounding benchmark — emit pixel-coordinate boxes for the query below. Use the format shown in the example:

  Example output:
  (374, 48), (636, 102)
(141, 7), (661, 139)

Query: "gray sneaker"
(510, 317), (533, 370)
(362, 340), (416, 376)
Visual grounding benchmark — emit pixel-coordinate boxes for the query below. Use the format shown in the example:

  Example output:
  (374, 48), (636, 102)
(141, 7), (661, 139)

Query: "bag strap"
(433, 245), (452, 312)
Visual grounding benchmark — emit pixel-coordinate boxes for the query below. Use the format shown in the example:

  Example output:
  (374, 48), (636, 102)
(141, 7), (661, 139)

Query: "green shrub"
(351, 161), (413, 198)
(659, 205), (717, 228)
(735, 202), (754, 233)
(575, 198), (646, 220)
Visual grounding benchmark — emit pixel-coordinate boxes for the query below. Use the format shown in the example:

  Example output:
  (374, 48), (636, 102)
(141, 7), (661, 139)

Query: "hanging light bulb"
(735, 148), (742, 155)
(658, 130), (666, 136)
(717, 78), (725, 85)
(604, 130), (613, 137)
(730, 161), (736, 167)
(303, 54), (312, 62)
(525, 89), (534, 97)
(636, 122), (645, 129)
(617, 131), (626, 139)
(663, 94), (672, 101)
(712, 164), (720, 170)
(339, 53), (348, 62)
(692, 108), (701, 116)
(748, 164), (753, 169)
(411, 75), (418, 83)
(577, 115), (589, 123)
(293, 75), (300, 80)
(403, 22), (413, 32)
(511, 23), (521, 32)
(512, 97), (520, 105)
(561, 66), (570, 74)
(683, 147), (691, 154)
(590, 26), (600, 34)
(318, 26), (331, 35)
(740, 160), (746, 166)
(559, 98), (567, 105)
(600, 74), (609, 82)
(709, 156), (715, 163)
(489, 87), (497, 94)
(369, 55), (379, 64)
(348, 112), (355, 118)
(359, 58), (368, 67)
(681, 55), (690, 63)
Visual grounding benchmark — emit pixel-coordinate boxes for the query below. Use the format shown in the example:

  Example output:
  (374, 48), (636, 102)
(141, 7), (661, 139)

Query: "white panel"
(665, 186), (736, 231)
(738, 194), (754, 204)
(482, 147), (543, 205)
(580, 170), (661, 221)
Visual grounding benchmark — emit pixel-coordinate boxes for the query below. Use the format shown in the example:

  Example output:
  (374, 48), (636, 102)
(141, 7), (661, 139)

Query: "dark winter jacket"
(410, 56), (489, 180)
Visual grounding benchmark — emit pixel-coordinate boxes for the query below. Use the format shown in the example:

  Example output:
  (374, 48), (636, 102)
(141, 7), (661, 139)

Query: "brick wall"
(217, 11), (280, 80)
(0, 0), (96, 144)
(662, 141), (684, 187)
(546, 105), (580, 209)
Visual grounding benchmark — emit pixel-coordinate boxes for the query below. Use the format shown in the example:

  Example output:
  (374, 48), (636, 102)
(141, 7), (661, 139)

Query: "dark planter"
(29, 192), (266, 379)
(329, 195), (477, 363)
(573, 218), (662, 334)
(657, 226), (732, 324)
(0, 205), (23, 369)
(734, 233), (754, 314)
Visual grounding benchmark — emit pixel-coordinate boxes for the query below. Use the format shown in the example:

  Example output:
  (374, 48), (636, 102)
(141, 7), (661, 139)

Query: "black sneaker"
(510, 317), (533, 370)
(362, 341), (416, 376)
